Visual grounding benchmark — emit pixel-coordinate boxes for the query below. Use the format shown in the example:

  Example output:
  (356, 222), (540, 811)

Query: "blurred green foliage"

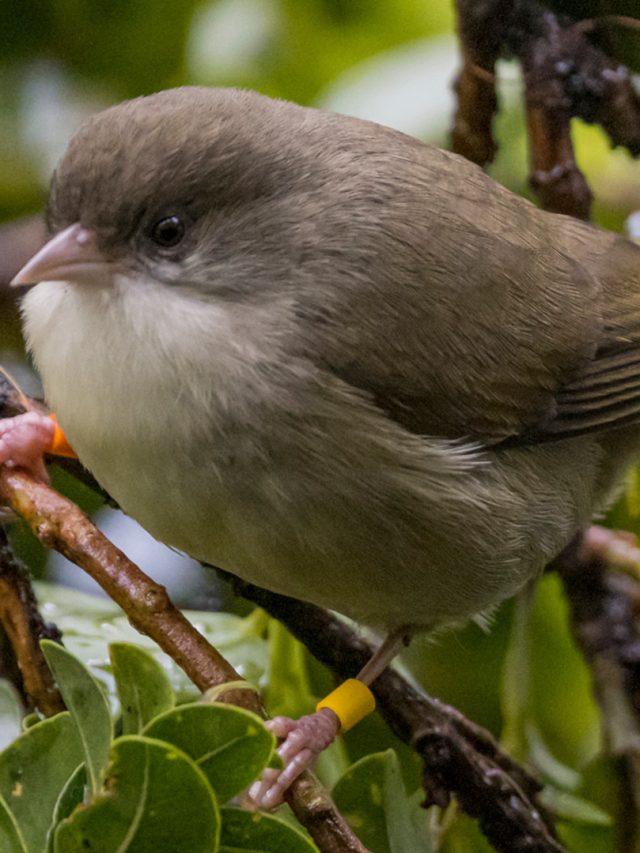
(0, 0), (453, 220)
(1, 0), (199, 93)
(2, 2), (640, 851)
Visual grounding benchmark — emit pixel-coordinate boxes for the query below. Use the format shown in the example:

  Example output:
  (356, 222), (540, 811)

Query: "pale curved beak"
(10, 223), (106, 286)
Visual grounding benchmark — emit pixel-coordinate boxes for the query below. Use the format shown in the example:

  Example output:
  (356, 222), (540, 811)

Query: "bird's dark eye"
(150, 215), (185, 248)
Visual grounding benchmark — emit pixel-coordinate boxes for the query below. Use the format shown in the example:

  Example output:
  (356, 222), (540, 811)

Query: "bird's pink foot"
(249, 707), (340, 808)
(0, 412), (54, 483)
(579, 524), (640, 570)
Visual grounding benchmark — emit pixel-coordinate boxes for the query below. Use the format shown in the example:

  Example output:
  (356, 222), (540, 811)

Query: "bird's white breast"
(19, 274), (625, 630)
(22, 275), (257, 558)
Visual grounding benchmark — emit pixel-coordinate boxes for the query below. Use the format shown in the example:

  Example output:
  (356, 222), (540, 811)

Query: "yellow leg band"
(316, 679), (375, 732)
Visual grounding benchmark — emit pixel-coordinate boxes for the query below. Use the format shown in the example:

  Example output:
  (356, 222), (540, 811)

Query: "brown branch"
(525, 98), (592, 220)
(554, 538), (640, 732)
(227, 577), (565, 853)
(551, 536), (640, 850)
(521, 12), (593, 219)
(0, 463), (367, 853)
(453, 0), (640, 217)
(451, 1), (501, 166)
(285, 774), (368, 853)
(0, 527), (64, 715)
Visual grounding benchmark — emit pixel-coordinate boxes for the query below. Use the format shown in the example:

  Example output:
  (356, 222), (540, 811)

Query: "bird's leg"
(0, 411), (57, 483)
(249, 626), (412, 809)
(355, 627), (412, 684)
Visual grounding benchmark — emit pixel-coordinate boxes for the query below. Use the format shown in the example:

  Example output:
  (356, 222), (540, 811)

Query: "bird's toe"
(0, 412), (55, 483)
(250, 708), (340, 809)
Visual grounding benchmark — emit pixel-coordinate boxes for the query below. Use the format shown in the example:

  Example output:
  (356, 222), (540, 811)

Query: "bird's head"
(12, 87), (342, 300)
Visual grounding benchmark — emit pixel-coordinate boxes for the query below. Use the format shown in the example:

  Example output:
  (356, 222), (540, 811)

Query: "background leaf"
(54, 735), (220, 853)
(332, 750), (430, 853)
(0, 712), (83, 853)
(34, 582), (268, 707)
(109, 642), (175, 735)
(0, 796), (26, 853)
(219, 807), (317, 853)
(0, 682), (24, 752)
(46, 764), (86, 853)
(144, 702), (274, 803)
(41, 640), (112, 794)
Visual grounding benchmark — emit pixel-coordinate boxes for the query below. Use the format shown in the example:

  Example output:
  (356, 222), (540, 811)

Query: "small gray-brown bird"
(4, 87), (640, 805)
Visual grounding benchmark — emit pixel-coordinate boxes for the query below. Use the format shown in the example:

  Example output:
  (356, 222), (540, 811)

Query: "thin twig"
(551, 535), (640, 849)
(453, 0), (640, 217)
(0, 527), (63, 715)
(451, 1), (502, 166)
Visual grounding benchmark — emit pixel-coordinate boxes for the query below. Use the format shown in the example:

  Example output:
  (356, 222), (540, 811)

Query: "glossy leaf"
(144, 702), (274, 802)
(109, 642), (174, 735)
(54, 736), (220, 853)
(34, 582), (268, 704)
(500, 588), (533, 760)
(41, 640), (112, 794)
(219, 807), (317, 852)
(0, 712), (83, 853)
(540, 787), (612, 827)
(46, 764), (86, 853)
(0, 682), (23, 752)
(528, 577), (601, 768)
(333, 750), (429, 853)
(0, 795), (26, 853)
(265, 620), (316, 720)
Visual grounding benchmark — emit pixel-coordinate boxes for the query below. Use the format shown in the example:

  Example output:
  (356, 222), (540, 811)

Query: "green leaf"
(540, 786), (612, 827)
(265, 620), (316, 719)
(0, 682), (23, 751)
(527, 725), (580, 792)
(0, 712), (83, 853)
(46, 764), (86, 853)
(54, 736), (220, 853)
(333, 750), (430, 853)
(109, 642), (174, 735)
(20, 714), (40, 732)
(219, 807), (317, 852)
(528, 576), (601, 768)
(41, 640), (112, 794)
(34, 582), (268, 705)
(625, 466), (640, 518)
(144, 702), (275, 803)
(0, 795), (26, 853)
(500, 588), (533, 760)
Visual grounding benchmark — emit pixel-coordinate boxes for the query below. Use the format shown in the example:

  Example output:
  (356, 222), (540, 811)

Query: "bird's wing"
(297, 144), (640, 446)
(521, 237), (640, 443)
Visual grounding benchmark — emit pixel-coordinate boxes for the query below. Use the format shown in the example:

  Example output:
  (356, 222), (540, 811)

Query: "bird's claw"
(0, 411), (54, 483)
(249, 708), (340, 809)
